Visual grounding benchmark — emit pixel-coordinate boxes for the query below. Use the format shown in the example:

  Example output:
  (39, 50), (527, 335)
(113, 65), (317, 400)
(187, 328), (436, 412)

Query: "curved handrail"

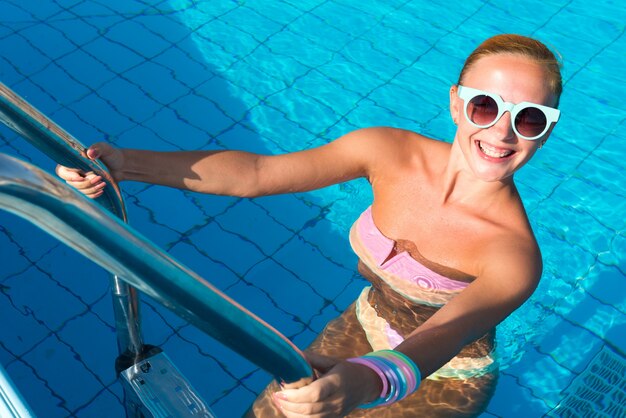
(0, 82), (125, 220)
(0, 152), (312, 382)
(0, 81), (144, 358)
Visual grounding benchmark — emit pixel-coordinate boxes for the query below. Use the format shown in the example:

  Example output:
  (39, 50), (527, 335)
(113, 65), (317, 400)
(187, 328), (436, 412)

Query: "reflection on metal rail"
(0, 153), (313, 383)
(0, 81), (143, 361)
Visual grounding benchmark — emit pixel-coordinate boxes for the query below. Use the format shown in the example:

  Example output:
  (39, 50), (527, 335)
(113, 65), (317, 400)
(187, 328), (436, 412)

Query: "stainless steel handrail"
(0, 81), (143, 359)
(0, 362), (35, 418)
(0, 153), (312, 382)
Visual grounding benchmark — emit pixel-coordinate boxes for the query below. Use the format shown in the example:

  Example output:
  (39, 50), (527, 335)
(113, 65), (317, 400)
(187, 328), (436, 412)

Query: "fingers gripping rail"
(0, 153), (312, 383)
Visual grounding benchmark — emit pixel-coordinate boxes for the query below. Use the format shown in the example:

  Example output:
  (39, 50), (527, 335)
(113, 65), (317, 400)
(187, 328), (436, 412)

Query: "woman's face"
(449, 54), (558, 183)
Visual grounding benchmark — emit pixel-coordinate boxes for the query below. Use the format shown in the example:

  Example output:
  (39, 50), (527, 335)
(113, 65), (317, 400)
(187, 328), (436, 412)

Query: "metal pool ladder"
(0, 82), (312, 417)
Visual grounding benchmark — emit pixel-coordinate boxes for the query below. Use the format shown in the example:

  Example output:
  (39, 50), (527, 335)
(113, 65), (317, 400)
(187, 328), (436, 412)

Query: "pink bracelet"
(346, 357), (388, 398)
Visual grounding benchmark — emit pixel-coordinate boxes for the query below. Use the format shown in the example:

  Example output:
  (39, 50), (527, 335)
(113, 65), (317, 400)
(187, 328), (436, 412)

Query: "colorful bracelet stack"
(346, 349), (421, 409)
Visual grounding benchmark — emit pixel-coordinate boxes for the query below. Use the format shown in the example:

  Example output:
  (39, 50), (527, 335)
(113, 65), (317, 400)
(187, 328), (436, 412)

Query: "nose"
(490, 110), (515, 141)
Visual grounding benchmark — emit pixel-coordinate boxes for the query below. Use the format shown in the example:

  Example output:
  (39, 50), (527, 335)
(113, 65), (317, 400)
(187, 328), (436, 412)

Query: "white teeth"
(478, 141), (513, 158)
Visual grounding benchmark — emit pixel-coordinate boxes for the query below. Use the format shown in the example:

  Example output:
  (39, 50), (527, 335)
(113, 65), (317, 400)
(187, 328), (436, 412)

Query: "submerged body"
(249, 203), (499, 417)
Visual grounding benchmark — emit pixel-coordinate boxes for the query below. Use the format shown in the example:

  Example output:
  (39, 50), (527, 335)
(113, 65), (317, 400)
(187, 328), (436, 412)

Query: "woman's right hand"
(55, 142), (124, 199)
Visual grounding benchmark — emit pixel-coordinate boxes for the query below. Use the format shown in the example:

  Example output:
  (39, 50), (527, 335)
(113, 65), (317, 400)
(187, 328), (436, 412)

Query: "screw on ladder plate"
(140, 361), (151, 374)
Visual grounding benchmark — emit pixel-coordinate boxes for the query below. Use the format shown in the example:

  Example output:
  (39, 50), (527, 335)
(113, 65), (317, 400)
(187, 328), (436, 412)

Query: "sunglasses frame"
(457, 85), (560, 140)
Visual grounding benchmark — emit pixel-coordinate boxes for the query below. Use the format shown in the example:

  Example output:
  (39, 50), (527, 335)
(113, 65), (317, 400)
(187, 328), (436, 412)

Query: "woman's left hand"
(273, 352), (382, 417)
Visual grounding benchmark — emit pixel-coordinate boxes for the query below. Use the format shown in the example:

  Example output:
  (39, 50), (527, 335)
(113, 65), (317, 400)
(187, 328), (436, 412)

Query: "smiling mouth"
(477, 141), (515, 159)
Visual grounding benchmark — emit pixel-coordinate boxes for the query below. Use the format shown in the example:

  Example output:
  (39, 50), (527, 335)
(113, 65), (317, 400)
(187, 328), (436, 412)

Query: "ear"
(449, 85), (462, 124)
(540, 123), (557, 146)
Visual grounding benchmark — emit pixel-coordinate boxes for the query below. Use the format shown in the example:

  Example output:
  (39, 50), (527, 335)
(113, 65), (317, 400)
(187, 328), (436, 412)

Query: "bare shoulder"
(336, 127), (445, 167)
(479, 226), (543, 301)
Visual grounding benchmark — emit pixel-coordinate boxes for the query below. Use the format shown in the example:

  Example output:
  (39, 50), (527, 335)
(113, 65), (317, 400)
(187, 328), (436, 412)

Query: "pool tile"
(167, 241), (240, 290)
(201, 18), (260, 60)
(3, 265), (87, 331)
(313, 2), (377, 38)
(73, 92), (136, 136)
(178, 323), (258, 378)
(124, 61), (190, 105)
(220, 6), (283, 43)
(343, 38), (406, 78)
(9, 76), (69, 119)
(289, 12), (352, 51)
(48, 11), (100, 46)
(242, 106), (304, 153)
(215, 123), (271, 154)
(226, 280), (304, 338)
(298, 217), (357, 268)
(57, 48), (117, 89)
(0, 226), (31, 279)
(140, 300), (188, 347)
(171, 92), (236, 137)
(554, 177), (624, 232)
(98, 77), (162, 122)
(265, 29), (330, 68)
(346, 98), (403, 128)
(370, 82), (441, 126)
(227, 60), (287, 101)
(317, 55), (383, 96)
(580, 264), (626, 311)
(21, 333), (105, 413)
(593, 134), (626, 169)
(0, 56), (27, 86)
(135, 186), (205, 234)
(505, 347), (575, 408)
(134, 13), (190, 44)
(537, 319), (604, 374)
(273, 233), (354, 301)
(122, 195), (186, 247)
(58, 312), (118, 384)
(246, 1), (302, 26)
(380, 16), (432, 46)
(0, 1), (34, 22)
(600, 232), (625, 269)
(211, 382), (258, 418)
(554, 288), (626, 349)
(6, 359), (71, 418)
(0, 213), (59, 263)
(292, 69), (362, 117)
(196, 75), (259, 121)
(72, 387), (124, 418)
(19, 23), (77, 61)
(142, 106), (208, 150)
(254, 195), (320, 232)
(105, 19), (172, 59)
(0, 291), (49, 356)
(0, 34), (54, 76)
(246, 258), (325, 319)
(83, 36), (145, 74)
(160, 329), (239, 402)
(216, 199), (293, 255)
(486, 372), (550, 417)
(152, 45), (214, 89)
(187, 221), (266, 276)
(35, 246), (110, 305)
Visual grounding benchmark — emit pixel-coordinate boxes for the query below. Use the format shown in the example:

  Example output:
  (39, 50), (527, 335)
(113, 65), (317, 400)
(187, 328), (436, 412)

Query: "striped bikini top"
(349, 206), (470, 307)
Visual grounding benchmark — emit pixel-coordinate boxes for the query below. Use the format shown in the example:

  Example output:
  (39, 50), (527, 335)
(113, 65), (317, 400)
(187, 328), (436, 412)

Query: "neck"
(439, 139), (514, 208)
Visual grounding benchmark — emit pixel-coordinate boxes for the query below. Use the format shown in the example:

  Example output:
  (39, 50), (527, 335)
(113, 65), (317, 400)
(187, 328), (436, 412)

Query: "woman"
(57, 34), (562, 417)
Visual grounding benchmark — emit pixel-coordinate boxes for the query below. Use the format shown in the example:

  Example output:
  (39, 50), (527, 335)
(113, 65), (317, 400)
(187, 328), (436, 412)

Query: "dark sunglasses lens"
(468, 95), (498, 126)
(515, 107), (547, 138)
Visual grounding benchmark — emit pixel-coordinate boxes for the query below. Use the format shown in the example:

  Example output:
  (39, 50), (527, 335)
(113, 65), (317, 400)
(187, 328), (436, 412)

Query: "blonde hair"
(458, 34), (563, 106)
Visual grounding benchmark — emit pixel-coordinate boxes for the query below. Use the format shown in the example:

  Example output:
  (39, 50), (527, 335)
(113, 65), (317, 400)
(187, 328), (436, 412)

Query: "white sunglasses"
(457, 85), (560, 140)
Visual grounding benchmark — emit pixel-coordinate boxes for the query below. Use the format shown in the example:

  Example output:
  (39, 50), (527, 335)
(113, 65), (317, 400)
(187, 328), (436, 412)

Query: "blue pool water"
(0, 0), (624, 416)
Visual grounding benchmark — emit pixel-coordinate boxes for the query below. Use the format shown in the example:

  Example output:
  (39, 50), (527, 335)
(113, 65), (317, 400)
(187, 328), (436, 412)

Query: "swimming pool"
(0, 0), (624, 416)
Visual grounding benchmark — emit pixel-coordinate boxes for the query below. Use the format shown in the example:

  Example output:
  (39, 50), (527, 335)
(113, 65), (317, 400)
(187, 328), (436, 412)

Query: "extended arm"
(56, 127), (400, 198)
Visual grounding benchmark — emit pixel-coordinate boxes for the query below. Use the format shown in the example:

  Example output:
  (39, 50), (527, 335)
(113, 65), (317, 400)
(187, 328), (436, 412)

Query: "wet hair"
(458, 34), (563, 106)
